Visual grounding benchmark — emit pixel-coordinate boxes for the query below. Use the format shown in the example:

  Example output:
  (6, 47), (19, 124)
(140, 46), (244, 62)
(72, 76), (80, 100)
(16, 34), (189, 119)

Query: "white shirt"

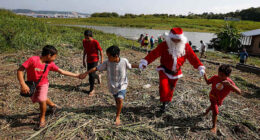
(97, 58), (132, 94)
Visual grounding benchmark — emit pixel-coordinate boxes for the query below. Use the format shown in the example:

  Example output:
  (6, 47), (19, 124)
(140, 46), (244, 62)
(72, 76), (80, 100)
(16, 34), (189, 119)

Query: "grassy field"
(40, 16), (260, 33)
(0, 9), (139, 53)
(0, 9), (260, 140)
(196, 51), (260, 67)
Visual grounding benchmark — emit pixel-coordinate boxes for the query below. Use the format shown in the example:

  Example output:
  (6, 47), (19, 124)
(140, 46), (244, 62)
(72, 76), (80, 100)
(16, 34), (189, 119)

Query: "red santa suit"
(139, 27), (205, 102)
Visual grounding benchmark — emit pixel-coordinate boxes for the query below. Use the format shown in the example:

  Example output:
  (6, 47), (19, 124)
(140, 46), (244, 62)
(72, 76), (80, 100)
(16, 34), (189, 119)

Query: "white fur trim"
(172, 56), (177, 72)
(139, 59), (148, 70)
(156, 67), (183, 79)
(169, 32), (184, 39)
(198, 66), (205, 76)
(198, 66), (205, 71)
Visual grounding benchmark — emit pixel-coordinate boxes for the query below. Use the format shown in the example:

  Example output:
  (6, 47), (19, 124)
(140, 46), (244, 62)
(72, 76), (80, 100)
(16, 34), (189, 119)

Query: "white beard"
(166, 36), (187, 58)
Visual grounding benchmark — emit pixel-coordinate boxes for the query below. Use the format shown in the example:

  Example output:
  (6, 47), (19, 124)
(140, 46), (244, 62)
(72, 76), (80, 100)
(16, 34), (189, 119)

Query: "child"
(79, 45), (138, 125)
(203, 64), (241, 134)
(82, 30), (103, 96)
(17, 45), (80, 128)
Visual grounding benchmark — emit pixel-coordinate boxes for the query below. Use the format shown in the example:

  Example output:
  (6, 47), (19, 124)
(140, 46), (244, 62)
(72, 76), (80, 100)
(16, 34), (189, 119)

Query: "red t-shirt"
(208, 75), (237, 105)
(83, 39), (102, 63)
(22, 56), (59, 86)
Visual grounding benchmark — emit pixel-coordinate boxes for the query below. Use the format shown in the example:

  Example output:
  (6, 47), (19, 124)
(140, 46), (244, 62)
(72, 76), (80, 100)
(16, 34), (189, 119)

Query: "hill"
(12, 9), (90, 16)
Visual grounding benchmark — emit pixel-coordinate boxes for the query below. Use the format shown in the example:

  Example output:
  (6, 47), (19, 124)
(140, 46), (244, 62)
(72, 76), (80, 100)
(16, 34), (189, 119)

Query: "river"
(64, 24), (216, 50)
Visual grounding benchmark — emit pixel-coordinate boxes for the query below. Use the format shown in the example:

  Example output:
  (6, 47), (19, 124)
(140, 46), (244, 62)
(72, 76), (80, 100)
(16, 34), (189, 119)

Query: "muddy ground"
(0, 47), (259, 140)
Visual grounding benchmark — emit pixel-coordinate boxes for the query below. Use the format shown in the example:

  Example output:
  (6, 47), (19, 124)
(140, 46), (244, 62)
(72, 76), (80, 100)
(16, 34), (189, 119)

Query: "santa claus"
(139, 27), (205, 112)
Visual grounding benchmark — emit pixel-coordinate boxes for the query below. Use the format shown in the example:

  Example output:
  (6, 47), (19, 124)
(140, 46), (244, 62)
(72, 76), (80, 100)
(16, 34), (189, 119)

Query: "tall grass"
(0, 9), (138, 53)
(41, 16), (260, 32)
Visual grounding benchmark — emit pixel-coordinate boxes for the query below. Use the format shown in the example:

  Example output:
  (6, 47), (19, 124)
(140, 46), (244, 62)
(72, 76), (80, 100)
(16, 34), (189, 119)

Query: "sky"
(0, 0), (260, 15)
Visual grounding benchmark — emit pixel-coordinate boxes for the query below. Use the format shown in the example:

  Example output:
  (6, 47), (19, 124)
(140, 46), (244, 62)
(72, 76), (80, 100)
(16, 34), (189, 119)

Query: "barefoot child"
(17, 45), (80, 128)
(203, 64), (241, 134)
(80, 45), (138, 125)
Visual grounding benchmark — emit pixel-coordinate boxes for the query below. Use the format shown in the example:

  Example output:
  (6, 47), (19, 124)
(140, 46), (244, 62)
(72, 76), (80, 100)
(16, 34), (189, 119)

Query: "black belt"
(161, 65), (176, 75)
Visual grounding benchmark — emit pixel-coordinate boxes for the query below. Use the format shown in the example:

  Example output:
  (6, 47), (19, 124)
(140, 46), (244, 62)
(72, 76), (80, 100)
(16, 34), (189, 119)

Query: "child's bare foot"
(210, 127), (217, 134)
(115, 117), (121, 126)
(39, 119), (46, 128)
(89, 90), (95, 96)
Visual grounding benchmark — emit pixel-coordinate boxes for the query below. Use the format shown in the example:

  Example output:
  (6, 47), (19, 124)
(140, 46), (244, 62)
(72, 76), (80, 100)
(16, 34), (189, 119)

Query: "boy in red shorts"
(203, 64), (241, 134)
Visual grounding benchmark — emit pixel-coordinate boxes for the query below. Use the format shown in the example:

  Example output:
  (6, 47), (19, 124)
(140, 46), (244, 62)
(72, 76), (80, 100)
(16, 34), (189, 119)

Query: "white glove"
(198, 66), (205, 76)
(139, 59), (148, 70)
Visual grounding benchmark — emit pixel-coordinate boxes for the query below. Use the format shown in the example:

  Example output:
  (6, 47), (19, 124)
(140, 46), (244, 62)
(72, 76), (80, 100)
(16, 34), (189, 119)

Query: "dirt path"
(0, 47), (259, 139)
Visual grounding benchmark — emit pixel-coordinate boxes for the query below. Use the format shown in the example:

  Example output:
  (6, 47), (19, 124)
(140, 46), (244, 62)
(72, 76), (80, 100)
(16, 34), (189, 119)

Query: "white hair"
(165, 35), (187, 58)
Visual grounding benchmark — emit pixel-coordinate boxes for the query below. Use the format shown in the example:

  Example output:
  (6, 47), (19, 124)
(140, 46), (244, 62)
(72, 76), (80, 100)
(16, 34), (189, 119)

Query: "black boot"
(160, 102), (169, 113)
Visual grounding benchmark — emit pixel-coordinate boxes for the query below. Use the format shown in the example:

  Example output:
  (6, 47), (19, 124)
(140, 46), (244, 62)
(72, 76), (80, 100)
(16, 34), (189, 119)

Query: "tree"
(209, 23), (242, 52)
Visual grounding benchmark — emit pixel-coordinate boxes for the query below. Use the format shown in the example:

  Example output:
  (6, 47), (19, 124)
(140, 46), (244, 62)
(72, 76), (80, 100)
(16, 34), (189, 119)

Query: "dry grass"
(0, 47), (259, 140)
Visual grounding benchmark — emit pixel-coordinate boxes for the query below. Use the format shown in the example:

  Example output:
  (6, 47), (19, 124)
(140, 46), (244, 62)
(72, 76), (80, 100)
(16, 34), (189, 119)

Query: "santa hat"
(169, 27), (184, 39)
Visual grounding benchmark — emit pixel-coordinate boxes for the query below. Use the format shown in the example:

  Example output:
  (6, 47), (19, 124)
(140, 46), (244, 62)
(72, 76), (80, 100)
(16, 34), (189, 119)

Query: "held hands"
(79, 73), (88, 79)
(139, 59), (148, 70)
(198, 66), (205, 76)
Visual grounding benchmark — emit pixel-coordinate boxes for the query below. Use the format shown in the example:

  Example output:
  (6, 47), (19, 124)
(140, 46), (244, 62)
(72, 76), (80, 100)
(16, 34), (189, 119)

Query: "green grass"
(202, 51), (260, 67)
(40, 16), (260, 33)
(0, 9), (139, 53)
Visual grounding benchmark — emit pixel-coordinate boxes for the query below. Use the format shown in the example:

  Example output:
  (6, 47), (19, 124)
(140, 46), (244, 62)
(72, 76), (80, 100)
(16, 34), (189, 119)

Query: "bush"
(208, 23), (242, 52)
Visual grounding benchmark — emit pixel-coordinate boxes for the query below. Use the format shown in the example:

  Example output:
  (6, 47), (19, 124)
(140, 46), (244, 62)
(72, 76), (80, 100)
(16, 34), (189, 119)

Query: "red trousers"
(159, 71), (178, 102)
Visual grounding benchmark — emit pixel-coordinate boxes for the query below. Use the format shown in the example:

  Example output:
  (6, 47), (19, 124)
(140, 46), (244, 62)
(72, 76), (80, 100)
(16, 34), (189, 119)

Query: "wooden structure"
(241, 29), (260, 56)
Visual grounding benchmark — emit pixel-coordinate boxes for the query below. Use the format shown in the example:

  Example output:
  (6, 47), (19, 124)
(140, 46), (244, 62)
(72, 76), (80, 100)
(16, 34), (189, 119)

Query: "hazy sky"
(0, 0), (260, 15)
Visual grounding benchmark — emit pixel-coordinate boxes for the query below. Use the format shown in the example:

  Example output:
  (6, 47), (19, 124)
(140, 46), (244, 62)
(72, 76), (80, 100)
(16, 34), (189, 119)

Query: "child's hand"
(75, 74), (81, 79)
(21, 84), (30, 94)
(79, 73), (87, 79)
(222, 80), (232, 87)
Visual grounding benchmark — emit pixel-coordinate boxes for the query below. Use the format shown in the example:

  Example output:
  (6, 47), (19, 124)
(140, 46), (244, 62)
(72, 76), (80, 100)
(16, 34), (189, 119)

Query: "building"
(241, 29), (260, 56)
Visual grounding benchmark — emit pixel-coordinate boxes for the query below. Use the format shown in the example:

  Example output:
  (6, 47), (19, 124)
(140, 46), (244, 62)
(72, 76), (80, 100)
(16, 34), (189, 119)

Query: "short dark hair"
(106, 45), (120, 57)
(41, 45), (58, 56)
(84, 30), (93, 37)
(218, 64), (232, 76)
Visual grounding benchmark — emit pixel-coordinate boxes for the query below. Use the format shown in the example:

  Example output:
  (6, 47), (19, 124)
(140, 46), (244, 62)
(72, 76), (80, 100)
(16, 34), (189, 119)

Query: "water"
(65, 24), (216, 50)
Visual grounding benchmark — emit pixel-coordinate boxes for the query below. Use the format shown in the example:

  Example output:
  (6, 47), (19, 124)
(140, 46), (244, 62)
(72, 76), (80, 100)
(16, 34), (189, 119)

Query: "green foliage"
(91, 12), (119, 18)
(0, 9), (138, 53)
(41, 16), (260, 32)
(209, 23), (242, 52)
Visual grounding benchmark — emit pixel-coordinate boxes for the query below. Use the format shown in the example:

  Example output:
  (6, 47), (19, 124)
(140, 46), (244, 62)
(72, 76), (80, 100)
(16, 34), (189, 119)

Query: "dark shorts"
(113, 90), (126, 99)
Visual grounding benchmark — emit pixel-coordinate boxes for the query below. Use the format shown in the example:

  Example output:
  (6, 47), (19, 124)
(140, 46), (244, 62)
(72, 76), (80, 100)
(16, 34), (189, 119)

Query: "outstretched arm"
(131, 64), (139, 68)
(57, 69), (80, 78)
(203, 73), (211, 85)
(79, 67), (98, 79)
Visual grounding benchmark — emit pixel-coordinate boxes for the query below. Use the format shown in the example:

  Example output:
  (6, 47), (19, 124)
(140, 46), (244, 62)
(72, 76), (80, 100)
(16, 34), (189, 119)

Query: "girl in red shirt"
(18, 45), (80, 128)
(203, 64), (241, 134)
